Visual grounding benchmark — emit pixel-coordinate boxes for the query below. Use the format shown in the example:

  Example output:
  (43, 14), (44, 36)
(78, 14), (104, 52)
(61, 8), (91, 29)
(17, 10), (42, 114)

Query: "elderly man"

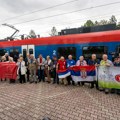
(66, 55), (75, 85)
(5, 53), (9, 61)
(28, 54), (37, 83)
(100, 54), (113, 66)
(44, 56), (53, 83)
(88, 54), (100, 89)
(52, 55), (59, 84)
(37, 54), (46, 82)
(100, 54), (113, 94)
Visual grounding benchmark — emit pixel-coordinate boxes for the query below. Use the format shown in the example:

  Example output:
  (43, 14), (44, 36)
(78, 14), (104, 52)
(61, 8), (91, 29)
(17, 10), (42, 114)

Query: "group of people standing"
(0, 52), (120, 95)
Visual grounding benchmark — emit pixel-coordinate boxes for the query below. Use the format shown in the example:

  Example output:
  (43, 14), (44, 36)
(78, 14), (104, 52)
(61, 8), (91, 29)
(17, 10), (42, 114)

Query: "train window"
(23, 49), (27, 59)
(10, 49), (19, 62)
(0, 49), (6, 56)
(29, 48), (33, 55)
(82, 46), (108, 60)
(57, 47), (76, 60)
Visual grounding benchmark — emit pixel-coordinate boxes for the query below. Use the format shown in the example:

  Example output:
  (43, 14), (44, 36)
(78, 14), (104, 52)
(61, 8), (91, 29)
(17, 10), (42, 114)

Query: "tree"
(49, 27), (58, 36)
(109, 15), (117, 24)
(94, 21), (99, 26)
(99, 20), (108, 25)
(29, 30), (36, 38)
(117, 22), (120, 28)
(84, 20), (94, 27)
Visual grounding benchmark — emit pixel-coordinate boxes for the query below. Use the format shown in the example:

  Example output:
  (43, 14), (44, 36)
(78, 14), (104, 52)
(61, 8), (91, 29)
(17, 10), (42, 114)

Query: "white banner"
(98, 66), (120, 89)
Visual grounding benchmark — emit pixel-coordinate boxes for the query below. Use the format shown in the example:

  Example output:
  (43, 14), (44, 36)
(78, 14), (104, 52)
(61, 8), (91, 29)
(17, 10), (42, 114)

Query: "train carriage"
(0, 30), (120, 61)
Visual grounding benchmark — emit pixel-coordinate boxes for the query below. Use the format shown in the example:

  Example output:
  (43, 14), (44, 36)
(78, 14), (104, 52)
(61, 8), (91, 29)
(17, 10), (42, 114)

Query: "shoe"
(35, 81), (37, 84)
(90, 86), (94, 89)
(117, 92), (120, 95)
(110, 89), (115, 94)
(47, 81), (51, 84)
(105, 89), (109, 94)
(29, 81), (33, 84)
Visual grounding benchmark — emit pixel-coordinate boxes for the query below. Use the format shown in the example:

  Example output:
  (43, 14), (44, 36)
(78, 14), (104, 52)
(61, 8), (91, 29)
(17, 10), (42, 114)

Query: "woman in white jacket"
(17, 56), (26, 84)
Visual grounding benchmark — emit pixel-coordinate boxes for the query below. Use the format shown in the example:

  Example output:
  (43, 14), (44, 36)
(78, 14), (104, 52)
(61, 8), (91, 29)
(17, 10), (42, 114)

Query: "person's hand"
(95, 63), (99, 67)
(106, 63), (110, 67)
(17, 59), (20, 62)
(45, 65), (48, 67)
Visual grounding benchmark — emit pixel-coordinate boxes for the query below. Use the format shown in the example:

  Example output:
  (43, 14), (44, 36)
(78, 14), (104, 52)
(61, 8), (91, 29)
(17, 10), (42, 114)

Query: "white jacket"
(17, 61), (26, 75)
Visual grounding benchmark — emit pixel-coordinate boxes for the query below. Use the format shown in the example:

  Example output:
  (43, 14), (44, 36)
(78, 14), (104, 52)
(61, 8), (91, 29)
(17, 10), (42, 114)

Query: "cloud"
(0, 0), (120, 39)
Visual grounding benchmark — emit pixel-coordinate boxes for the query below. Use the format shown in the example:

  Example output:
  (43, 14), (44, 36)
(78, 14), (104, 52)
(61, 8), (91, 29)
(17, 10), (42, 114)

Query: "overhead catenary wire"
(12, 1), (120, 25)
(31, 10), (120, 29)
(12, 10), (120, 37)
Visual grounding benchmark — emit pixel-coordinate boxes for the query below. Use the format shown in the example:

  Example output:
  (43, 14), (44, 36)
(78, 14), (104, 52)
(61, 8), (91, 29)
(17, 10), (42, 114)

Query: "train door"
(22, 45), (35, 59)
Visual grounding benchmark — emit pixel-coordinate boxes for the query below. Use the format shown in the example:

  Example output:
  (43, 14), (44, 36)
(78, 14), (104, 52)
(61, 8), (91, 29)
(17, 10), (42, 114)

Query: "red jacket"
(57, 60), (67, 70)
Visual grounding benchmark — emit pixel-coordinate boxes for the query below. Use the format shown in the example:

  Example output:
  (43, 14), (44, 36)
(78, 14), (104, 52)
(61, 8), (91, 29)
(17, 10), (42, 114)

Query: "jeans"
(53, 68), (59, 84)
(19, 70), (26, 83)
(38, 69), (45, 82)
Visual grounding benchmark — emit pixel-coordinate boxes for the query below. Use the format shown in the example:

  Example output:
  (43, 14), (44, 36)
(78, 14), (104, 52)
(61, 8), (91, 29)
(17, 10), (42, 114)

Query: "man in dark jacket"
(66, 55), (75, 85)
(52, 55), (59, 84)
(88, 54), (100, 89)
(25, 54), (30, 82)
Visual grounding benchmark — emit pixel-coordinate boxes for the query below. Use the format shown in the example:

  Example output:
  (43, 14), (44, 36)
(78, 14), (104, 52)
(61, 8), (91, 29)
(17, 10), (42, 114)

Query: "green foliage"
(84, 20), (94, 27)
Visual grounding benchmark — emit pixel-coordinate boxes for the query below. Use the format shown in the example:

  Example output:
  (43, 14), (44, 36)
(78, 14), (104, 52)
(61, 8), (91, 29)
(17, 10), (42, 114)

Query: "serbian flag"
(69, 66), (96, 82)
(57, 69), (71, 79)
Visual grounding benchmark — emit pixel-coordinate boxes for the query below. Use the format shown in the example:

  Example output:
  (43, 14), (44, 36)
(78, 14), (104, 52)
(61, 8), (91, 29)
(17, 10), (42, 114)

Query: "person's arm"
(50, 61), (53, 70)
(21, 61), (25, 67)
(100, 60), (103, 66)
(56, 62), (59, 71)
(42, 58), (46, 66)
(33, 59), (36, 64)
(107, 60), (113, 67)
(84, 60), (87, 66)
(76, 60), (79, 66)
(73, 60), (76, 66)
(16, 62), (20, 66)
(88, 60), (90, 65)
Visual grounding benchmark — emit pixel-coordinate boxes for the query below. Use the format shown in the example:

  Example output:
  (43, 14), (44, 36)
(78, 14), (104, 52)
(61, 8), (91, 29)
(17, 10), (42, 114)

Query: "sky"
(0, 0), (120, 39)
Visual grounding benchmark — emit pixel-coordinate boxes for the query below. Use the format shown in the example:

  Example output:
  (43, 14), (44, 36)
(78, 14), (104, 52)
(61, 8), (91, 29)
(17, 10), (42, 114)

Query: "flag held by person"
(69, 66), (96, 82)
(57, 69), (71, 79)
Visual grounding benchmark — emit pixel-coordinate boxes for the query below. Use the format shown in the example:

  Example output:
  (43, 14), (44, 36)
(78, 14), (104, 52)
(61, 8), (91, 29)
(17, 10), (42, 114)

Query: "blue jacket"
(66, 59), (75, 67)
